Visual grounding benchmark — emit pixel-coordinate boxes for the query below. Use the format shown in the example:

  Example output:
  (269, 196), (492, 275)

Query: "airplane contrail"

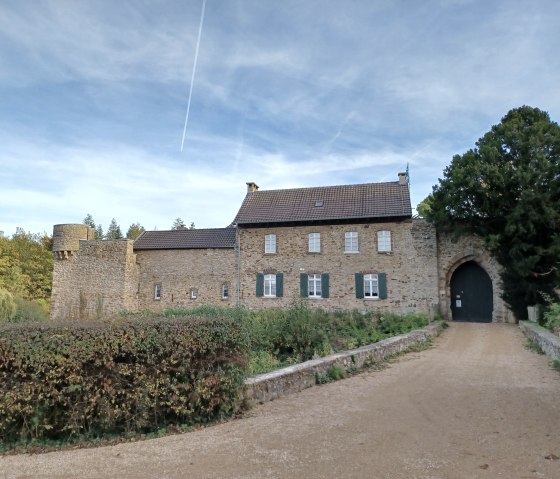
(181, 0), (207, 152)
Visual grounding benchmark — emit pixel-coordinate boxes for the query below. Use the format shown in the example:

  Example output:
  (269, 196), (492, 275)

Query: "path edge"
(244, 321), (445, 404)
(519, 320), (560, 360)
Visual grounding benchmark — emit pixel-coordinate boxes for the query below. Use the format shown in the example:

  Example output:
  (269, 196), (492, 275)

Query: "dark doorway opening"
(450, 261), (493, 322)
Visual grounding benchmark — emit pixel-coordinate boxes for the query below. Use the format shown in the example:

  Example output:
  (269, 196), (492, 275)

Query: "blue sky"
(1, 0), (559, 237)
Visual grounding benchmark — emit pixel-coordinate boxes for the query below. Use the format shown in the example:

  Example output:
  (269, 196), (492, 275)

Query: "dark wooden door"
(450, 261), (493, 322)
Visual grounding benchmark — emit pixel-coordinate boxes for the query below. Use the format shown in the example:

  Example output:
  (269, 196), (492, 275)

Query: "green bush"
(0, 288), (16, 322)
(543, 303), (560, 335)
(0, 316), (248, 447)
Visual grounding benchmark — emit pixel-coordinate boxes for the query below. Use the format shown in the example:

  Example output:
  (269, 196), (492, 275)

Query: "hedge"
(0, 316), (248, 446)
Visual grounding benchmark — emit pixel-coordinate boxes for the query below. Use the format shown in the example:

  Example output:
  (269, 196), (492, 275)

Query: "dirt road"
(2, 322), (559, 479)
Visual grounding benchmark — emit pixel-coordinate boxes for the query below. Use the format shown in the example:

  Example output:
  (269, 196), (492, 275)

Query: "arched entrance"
(450, 261), (493, 322)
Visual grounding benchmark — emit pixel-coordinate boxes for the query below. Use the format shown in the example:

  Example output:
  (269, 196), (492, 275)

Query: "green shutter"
(300, 273), (308, 297)
(378, 273), (387, 299)
(256, 273), (264, 297)
(321, 273), (329, 298)
(355, 273), (364, 299)
(276, 273), (284, 298)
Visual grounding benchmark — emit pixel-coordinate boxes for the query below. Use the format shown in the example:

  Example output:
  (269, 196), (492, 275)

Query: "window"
(265, 234), (276, 254)
(355, 273), (387, 299)
(364, 274), (378, 298)
(264, 274), (276, 297)
(300, 273), (329, 298)
(256, 273), (284, 298)
(222, 282), (229, 299)
(377, 230), (392, 252)
(345, 231), (358, 253)
(308, 274), (322, 297)
(308, 233), (321, 253)
(154, 283), (161, 300)
(190, 288), (198, 300)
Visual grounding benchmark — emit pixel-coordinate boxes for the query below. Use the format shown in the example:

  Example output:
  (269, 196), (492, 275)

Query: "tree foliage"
(105, 218), (124, 240)
(0, 229), (53, 302)
(172, 217), (186, 230)
(425, 106), (560, 319)
(126, 222), (145, 240)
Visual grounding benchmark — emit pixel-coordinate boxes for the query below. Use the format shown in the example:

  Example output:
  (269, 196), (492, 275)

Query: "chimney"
(246, 182), (259, 193)
(398, 172), (407, 185)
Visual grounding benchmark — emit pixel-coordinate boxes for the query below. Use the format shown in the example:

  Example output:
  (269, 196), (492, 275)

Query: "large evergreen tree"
(105, 219), (124, 240)
(425, 106), (560, 319)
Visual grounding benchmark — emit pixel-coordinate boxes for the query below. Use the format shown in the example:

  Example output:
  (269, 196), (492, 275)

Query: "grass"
(552, 359), (560, 372)
(525, 339), (545, 355)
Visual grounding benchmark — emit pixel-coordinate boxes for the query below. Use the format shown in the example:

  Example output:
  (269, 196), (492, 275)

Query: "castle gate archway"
(450, 261), (493, 322)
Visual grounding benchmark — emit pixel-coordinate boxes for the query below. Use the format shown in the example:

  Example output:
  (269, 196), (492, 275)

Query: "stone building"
(51, 173), (513, 323)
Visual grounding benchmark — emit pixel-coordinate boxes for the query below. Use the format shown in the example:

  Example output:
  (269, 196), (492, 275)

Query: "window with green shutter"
(276, 273), (284, 297)
(300, 273), (308, 297)
(378, 272), (388, 299)
(355, 273), (364, 299)
(256, 273), (264, 297)
(321, 273), (329, 298)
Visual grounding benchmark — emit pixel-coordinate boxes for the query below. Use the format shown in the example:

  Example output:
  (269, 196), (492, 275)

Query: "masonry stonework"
(135, 248), (236, 312)
(238, 219), (439, 315)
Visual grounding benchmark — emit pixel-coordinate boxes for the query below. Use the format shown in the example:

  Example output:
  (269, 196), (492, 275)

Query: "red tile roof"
(134, 228), (235, 250)
(234, 181), (411, 225)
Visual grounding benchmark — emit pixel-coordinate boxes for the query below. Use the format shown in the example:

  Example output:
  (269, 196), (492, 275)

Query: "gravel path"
(2, 322), (559, 479)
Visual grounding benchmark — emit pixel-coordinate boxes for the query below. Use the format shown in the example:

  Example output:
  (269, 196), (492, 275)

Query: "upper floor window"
(345, 231), (358, 253)
(308, 233), (321, 253)
(265, 234), (276, 254)
(377, 230), (392, 253)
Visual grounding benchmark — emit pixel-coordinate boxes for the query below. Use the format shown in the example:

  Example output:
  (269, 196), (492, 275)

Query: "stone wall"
(51, 238), (139, 321)
(437, 232), (513, 322)
(135, 248), (237, 312)
(238, 219), (439, 314)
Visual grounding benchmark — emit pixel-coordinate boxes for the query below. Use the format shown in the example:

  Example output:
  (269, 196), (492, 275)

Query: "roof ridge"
(247, 181), (403, 194)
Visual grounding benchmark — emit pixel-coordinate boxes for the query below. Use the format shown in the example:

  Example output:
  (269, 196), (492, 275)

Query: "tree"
(105, 218), (123, 240)
(126, 222), (145, 240)
(172, 218), (186, 230)
(95, 224), (104, 240)
(83, 214), (96, 229)
(0, 288), (16, 322)
(425, 106), (560, 319)
(189, 222), (196, 230)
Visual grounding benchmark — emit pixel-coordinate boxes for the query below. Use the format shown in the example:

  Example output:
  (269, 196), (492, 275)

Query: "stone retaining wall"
(244, 322), (444, 403)
(519, 321), (560, 360)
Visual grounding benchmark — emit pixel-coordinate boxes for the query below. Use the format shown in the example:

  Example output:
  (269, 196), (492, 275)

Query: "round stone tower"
(52, 224), (95, 260)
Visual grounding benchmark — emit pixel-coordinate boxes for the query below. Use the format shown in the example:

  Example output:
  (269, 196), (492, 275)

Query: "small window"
(308, 274), (322, 298)
(265, 234), (276, 254)
(264, 274), (277, 297)
(364, 274), (379, 298)
(222, 282), (229, 299)
(345, 231), (358, 253)
(154, 283), (161, 300)
(377, 230), (392, 252)
(190, 288), (198, 300)
(314, 200), (324, 207)
(308, 233), (321, 253)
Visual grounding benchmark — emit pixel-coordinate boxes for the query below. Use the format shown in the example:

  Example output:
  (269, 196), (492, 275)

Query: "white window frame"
(265, 234), (276, 254)
(345, 231), (359, 253)
(154, 283), (161, 300)
(377, 230), (392, 253)
(222, 282), (229, 299)
(308, 233), (321, 253)
(190, 288), (198, 300)
(364, 274), (379, 299)
(308, 273), (322, 298)
(264, 274), (277, 297)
